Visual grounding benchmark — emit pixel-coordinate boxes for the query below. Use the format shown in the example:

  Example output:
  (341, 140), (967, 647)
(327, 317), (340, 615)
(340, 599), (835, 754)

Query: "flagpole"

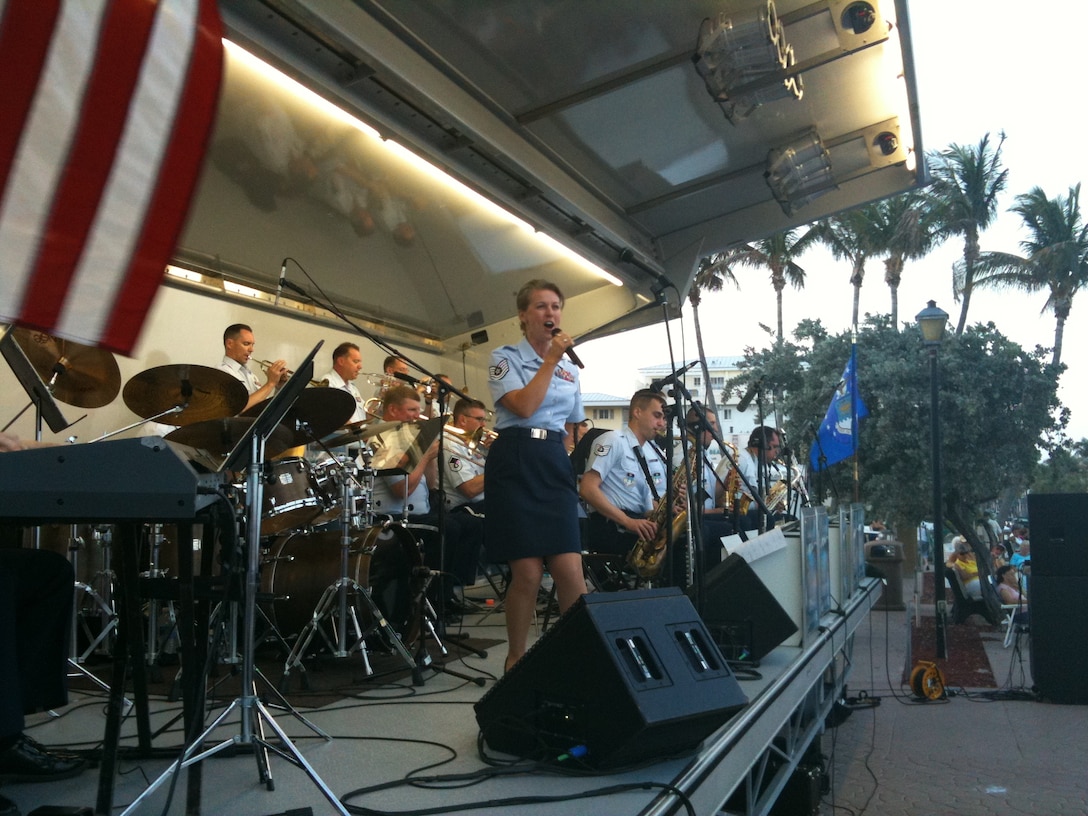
(851, 329), (859, 503)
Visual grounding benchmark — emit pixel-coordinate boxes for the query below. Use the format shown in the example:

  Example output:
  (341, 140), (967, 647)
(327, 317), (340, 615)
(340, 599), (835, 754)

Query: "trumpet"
(255, 359), (328, 387)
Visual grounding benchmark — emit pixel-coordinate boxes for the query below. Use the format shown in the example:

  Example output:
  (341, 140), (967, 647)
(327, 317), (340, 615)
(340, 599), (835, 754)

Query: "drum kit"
(8, 328), (440, 682)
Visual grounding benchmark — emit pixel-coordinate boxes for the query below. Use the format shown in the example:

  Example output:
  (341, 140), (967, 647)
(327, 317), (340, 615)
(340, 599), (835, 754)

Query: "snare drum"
(261, 525), (425, 642)
(260, 458), (328, 535)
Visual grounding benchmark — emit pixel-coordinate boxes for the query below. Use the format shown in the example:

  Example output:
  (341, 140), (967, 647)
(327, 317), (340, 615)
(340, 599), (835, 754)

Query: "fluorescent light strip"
(225, 41), (624, 283)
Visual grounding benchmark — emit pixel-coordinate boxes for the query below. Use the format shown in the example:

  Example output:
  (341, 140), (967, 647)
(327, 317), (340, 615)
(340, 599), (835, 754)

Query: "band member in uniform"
(373, 354), (410, 399)
(681, 407), (734, 573)
(319, 342), (367, 424)
(219, 323), (285, 412)
(441, 398), (489, 515)
(720, 425), (784, 531)
(371, 386), (483, 616)
(579, 389), (668, 556)
(486, 279), (587, 673)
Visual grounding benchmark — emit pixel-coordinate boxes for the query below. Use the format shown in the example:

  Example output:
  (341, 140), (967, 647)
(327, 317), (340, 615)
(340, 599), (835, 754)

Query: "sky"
(579, 0), (1088, 444)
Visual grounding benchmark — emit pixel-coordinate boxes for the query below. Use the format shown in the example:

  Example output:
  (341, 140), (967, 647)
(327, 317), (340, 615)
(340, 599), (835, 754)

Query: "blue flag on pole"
(810, 346), (869, 471)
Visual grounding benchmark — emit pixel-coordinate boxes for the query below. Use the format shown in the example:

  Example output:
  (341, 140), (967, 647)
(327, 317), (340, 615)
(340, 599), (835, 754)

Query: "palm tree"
(688, 252), (739, 410)
(972, 184), (1088, 366)
(870, 190), (938, 328)
(812, 206), (883, 328)
(728, 227), (818, 340)
(926, 132), (1009, 335)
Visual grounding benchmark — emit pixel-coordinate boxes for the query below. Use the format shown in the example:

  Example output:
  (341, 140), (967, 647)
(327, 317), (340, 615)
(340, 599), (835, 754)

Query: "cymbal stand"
(121, 431), (348, 816)
(65, 525), (117, 693)
(410, 569), (484, 687)
(279, 457), (420, 691)
(143, 524), (179, 673)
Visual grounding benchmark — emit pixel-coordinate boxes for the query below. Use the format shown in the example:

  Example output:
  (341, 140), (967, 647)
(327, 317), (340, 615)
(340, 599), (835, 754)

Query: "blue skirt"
(484, 431), (580, 562)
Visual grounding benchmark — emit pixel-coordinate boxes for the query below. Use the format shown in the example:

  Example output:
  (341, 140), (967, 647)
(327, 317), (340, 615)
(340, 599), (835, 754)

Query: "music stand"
(122, 341), (351, 816)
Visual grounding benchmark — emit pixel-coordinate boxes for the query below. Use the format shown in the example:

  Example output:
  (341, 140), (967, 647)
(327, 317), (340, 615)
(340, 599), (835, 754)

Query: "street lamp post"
(917, 300), (948, 659)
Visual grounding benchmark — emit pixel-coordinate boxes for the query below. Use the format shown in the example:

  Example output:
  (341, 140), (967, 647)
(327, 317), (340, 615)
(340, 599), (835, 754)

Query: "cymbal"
(11, 327), (121, 409)
(367, 416), (444, 474)
(123, 364), (248, 426)
(244, 388), (357, 445)
(321, 421), (370, 449)
(165, 417), (295, 458)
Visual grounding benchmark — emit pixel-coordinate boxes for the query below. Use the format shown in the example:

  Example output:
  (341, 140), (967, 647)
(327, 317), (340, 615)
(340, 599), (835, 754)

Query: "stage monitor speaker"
(474, 587), (748, 768)
(1029, 575), (1088, 704)
(691, 553), (799, 662)
(1027, 493), (1088, 577)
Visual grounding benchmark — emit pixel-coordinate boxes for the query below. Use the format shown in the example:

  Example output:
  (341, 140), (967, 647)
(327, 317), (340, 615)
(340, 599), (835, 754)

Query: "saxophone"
(627, 442), (697, 579)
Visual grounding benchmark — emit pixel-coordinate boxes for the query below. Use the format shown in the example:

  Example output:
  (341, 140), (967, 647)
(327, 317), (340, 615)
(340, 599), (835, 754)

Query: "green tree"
(688, 252), (740, 411)
(745, 317), (1063, 544)
(812, 206), (883, 328)
(727, 228), (818, 340)
(926, 132), (1009, 335)
(1031, 439), (1088, 493)
(870, 190), (939, 328)
(972, 184), (1088, 366)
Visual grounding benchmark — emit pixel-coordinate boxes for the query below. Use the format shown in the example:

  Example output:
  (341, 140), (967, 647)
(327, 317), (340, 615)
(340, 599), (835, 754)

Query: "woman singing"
(485, 279), (587, 673)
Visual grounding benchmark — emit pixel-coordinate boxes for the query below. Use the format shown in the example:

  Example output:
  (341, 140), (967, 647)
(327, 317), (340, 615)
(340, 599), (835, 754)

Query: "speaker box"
(691, 553), (799, 662)
(1029, 575), (1088, 704)
(1027, 493), (1088, 577)
(474, 587), (748, 768)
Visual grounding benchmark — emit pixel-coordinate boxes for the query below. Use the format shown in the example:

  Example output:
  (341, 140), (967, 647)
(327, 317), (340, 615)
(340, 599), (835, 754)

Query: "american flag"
(0, 0), (222, 355)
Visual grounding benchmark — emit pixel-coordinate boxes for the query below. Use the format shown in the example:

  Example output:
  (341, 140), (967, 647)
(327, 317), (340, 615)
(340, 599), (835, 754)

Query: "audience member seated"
(946, 536), (982, 600)
(995, 564), (1027, 606)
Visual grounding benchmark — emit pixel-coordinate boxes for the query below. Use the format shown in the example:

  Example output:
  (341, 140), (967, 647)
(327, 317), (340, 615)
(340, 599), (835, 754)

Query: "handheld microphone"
(650, 361), (698, 392)
(545, 323), (584, 368)
(274, 259), (287, 306)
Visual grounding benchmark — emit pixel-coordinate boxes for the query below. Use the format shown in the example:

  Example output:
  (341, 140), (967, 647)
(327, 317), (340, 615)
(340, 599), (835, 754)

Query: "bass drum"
(261, 525), (424, 643)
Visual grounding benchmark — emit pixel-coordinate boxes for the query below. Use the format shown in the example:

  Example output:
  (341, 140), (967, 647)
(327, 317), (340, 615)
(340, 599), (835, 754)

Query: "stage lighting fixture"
(764, 128), (836, 215)
(692, 1), (803, 123)
(841, 2), (877, 35)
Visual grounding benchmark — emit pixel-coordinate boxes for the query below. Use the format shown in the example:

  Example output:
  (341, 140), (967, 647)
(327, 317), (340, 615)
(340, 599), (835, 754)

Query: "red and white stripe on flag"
(0, 0), (222, 355)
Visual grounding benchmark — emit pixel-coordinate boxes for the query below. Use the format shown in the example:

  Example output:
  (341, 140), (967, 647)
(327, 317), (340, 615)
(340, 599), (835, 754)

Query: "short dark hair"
(223, 323), (251, 345)
(747, 426), (780, 450)
(332, 342), (359, 362)
(452, 397), (486, 420)
(629, 389), (665, 414)
(996, 565), (1015, 582)
(382, 355), (400, 372)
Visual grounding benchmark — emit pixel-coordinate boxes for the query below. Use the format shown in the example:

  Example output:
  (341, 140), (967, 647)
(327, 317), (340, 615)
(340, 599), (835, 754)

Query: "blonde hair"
(515, 279), (564, 333)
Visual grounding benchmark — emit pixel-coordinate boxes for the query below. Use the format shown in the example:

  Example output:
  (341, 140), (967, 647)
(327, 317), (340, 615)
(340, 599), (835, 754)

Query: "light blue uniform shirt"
(488, 338), (584, 432)
(585, 425), (665, 515)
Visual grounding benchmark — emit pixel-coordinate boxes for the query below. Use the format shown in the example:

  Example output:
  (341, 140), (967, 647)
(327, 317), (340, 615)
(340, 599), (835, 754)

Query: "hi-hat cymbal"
(11, 327), (121, 409)
(244, 388), (356, 445)
(165, 417), (295, 458)
(124, 364), (248, 426)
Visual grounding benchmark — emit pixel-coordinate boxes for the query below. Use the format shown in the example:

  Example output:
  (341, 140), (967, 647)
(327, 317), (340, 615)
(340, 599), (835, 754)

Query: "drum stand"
(279, 460), (421, 691)
(121, 429), (349, 816)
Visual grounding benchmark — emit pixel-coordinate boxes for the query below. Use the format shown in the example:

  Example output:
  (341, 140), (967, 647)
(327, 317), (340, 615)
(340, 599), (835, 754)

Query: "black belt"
(503, 427), (562, 442)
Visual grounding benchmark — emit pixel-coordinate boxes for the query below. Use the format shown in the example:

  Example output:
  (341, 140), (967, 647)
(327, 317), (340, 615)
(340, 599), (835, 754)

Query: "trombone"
(255, 358), (328, 387)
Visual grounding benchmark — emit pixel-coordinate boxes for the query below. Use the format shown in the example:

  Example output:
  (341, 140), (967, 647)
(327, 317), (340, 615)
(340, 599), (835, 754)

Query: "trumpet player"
(318, 341), (367, 423)
(441, 397), (489, 514)
(219, 323), (286, 412)
(579, 389), (670, 558)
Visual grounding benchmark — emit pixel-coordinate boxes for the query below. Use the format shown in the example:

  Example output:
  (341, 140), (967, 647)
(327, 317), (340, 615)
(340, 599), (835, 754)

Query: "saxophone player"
(679, 407), (735, 574)
(579, 389), (670, 557)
